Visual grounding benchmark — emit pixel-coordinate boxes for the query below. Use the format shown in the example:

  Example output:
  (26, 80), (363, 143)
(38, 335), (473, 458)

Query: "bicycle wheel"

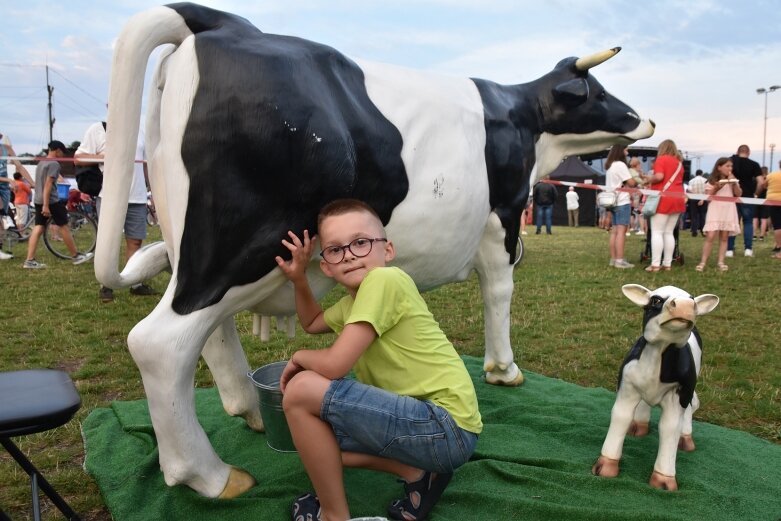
(43, 210), (97, 259)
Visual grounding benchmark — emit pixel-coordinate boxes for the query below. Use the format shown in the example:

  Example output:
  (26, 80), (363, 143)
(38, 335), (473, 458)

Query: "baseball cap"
(48, 140), (67, 153)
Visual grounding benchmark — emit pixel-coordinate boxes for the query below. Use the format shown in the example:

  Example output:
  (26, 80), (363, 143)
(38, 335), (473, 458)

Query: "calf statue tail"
(95, 6), (192, 288)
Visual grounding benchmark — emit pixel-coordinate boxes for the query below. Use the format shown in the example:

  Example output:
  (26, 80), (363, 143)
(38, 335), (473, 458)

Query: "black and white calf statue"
(592, 284), (719, 491)
(98, 3), (654, 498)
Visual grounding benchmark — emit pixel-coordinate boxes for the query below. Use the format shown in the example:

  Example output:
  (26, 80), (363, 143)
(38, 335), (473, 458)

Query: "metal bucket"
(248, 361), (296, 453)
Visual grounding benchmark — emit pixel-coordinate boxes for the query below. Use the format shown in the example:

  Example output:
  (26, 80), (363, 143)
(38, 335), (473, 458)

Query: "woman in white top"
(605, 144), (639, 268)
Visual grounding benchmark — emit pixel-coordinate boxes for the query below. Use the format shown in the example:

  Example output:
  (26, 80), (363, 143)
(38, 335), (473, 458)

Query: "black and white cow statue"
(98, 3), (655, 498)
(592, 284), (719, 491)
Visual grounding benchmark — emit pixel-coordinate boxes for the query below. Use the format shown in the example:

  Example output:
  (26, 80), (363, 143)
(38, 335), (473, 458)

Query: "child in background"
(696, 158), (742, 272)
(275, 199), (481, 521)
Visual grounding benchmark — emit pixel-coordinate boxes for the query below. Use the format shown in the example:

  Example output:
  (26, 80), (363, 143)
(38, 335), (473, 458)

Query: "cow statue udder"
(98, 3), (655, 498)
(592, 284), (719, 491)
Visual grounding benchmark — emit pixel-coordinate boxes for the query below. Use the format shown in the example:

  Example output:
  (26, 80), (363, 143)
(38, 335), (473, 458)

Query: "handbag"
(642, 162), (682, 217)
(597, 191), (618, 209)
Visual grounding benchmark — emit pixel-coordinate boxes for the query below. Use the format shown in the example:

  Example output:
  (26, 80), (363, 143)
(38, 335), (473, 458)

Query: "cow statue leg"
(593, 388), (642, 478)
(678, 392), (698, 452)
(127, 296), (255, 498)
(649, 393), (685, 491)
(628, 400), (651, 437)
(473, 214), (523, 386)
(201, 316), (263, 431)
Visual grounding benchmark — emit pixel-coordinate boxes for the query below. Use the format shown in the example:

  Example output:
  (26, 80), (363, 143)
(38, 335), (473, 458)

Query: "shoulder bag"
(642, 162), (682, 217)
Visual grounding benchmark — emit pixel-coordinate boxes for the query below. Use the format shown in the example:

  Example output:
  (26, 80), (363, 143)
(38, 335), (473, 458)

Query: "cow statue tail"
(95, 6), (192, 289)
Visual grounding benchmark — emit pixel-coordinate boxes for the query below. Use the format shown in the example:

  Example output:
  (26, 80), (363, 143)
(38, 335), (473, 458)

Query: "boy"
(22, 141), (93, 269)
(275, 199), (481, 521)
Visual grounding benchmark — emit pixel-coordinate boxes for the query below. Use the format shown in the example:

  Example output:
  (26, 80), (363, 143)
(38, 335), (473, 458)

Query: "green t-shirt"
(323, 267), (482, 434)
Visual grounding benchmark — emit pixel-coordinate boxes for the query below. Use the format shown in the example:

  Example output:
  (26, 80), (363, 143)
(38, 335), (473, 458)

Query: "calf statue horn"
(575, 47), (621, 71)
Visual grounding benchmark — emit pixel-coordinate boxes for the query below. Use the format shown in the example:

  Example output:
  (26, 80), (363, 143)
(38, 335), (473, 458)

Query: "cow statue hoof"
(648, 471), (678, 491)
(678, 434), (696, 452)
(218, 467), (257, 499)
(591, 456), (620, 478)
(627, 421), (649, 437)
(484, 362), (524, 386)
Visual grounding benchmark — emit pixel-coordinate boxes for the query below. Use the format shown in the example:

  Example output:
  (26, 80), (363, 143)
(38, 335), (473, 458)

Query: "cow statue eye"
(597, 90), (607, 101)
(649, 296), (664, 307)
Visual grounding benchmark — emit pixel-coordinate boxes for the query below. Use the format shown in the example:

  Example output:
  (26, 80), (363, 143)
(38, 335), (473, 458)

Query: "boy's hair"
(47, 140), (66, 153)
(317, 199), (384, 234)
(13, 173), (22, 180)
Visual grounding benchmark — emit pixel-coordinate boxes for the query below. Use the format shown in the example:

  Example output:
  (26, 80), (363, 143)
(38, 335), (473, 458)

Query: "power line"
(49, 68), (106, 106)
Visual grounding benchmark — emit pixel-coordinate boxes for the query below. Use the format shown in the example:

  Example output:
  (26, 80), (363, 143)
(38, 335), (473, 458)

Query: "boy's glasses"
(320, 237), (388, 264)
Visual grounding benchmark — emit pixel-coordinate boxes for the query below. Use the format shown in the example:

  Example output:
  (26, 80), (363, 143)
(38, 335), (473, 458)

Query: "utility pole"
(771, 143), (776, 170)
(46, 65), (55, 142)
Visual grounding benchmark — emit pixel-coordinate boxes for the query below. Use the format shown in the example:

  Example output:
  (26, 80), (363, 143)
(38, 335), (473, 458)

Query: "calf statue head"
(622, 284), (719, 346)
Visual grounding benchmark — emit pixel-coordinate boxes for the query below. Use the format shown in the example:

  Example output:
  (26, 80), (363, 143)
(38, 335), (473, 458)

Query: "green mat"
(82, 356), (781, 520)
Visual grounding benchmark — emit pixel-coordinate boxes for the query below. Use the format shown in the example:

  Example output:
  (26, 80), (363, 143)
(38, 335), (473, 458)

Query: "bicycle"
(43, 195), (98, 259)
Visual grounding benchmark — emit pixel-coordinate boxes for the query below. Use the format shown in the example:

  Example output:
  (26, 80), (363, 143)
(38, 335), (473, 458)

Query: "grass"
(1, 224), (779, 520)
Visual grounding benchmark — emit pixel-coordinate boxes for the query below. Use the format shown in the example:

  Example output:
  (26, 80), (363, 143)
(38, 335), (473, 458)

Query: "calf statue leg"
(628, 400), (651, 437)
(678, 392), (699, 452)
(649, 395), (685, 491)
(474, 214), (523, 386)
(593, 391), (642, 478)
(201, 316), (263, 431)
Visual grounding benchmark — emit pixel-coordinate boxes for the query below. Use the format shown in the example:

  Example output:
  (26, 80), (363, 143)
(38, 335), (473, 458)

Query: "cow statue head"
(622, 284), (719, 347)
(532, 47), (656, 179)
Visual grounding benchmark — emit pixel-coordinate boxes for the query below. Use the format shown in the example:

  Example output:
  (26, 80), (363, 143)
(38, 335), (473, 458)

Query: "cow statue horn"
(575, 47), (621, 71)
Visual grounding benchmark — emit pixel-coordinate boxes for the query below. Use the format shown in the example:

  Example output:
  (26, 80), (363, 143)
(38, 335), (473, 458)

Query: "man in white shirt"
(75, 121), (159, 302)
(687, 169), (707, 237)
(565, 186), (579, 226)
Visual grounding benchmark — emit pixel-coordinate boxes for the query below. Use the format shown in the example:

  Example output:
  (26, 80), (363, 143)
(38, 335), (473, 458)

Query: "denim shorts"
(611, 203), (631, 226)
(321, 378), (478, 474)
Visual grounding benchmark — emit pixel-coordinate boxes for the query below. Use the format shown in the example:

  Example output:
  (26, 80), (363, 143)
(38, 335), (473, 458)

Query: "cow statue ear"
(622, 284), (651, 307)
(553, 78), (589, 107)
(694, 294), (719, 316)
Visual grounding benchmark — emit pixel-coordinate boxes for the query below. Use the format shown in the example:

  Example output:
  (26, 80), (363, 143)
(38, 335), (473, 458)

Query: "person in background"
(644, 140), (685, 272)
(532, 175), (557, 235)
(753, 166), (769, 242)
(565, 186), (579, 227)
(520, 196), (531, 236)
(687, 169), (708, 237)
(12, 172), (33, 230)
(765, 160), (781, 258)
(726, 144), (761, 258)
(695, 158), (741, 272)
(0, 132), (35, 260)
(628, 157), (646, 235)
(75, 121), (159, 301)
(23, 141), (93, 269)
(605, 144), (637, 268)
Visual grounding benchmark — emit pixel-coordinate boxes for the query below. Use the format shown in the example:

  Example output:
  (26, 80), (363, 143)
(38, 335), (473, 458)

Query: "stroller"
(640, 222), (684, 265)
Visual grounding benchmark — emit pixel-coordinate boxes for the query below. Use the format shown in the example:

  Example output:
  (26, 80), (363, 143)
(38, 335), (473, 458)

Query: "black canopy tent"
(548, 156), (603, 226)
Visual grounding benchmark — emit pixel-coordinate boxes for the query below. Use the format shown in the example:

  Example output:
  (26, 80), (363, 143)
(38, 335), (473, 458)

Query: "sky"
(1, 0), (780, 173)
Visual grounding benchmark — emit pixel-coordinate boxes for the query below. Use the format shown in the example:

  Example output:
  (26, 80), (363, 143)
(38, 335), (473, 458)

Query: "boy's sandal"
(644, 265), (660, 273)
(695, 263), (705, 272)
(387, 472), (453, 521)
(718, 263), (729, 272)
(661, 266), (672, 271)
(292, 492), (321, 521)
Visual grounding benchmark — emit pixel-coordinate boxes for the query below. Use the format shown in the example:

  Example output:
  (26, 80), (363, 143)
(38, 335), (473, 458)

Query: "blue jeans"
(321, 378), (478, 474)
(727, 203), (755, 251)
(536, 204), (553, 233)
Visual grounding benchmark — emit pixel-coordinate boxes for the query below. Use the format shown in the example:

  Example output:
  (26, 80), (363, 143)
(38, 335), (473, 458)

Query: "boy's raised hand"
(275, 229), (315, 283)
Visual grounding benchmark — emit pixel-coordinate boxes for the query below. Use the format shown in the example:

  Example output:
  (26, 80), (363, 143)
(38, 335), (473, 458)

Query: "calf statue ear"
(622, 284), (651, 307)
(694, 294), (719, 316)
(553, 79), (589, 107)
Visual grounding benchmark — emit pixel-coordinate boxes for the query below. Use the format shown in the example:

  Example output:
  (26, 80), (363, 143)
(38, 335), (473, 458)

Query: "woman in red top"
(645, 139), (685, 272)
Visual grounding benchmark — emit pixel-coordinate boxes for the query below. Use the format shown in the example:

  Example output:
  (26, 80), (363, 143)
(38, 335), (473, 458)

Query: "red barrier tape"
(4, 156), (145, 164)
(542, 179), (781, 207)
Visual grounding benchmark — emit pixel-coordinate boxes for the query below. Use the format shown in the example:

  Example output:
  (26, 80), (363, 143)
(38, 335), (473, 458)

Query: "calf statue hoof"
(484, 363), (524, 387)
(592, 456), (620, 478)
(648, 471), (678, 491)
(218, 467), (257, 499)
(678, 434), (696, 452)
(627, 421), (649, 437)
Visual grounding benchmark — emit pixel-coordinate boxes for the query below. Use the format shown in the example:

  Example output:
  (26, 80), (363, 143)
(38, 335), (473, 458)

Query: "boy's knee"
(282, 370), (328, 413)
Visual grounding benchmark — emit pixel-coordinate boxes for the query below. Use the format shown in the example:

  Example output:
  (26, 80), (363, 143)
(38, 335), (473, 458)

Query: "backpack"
(75, 122), (105, 197)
